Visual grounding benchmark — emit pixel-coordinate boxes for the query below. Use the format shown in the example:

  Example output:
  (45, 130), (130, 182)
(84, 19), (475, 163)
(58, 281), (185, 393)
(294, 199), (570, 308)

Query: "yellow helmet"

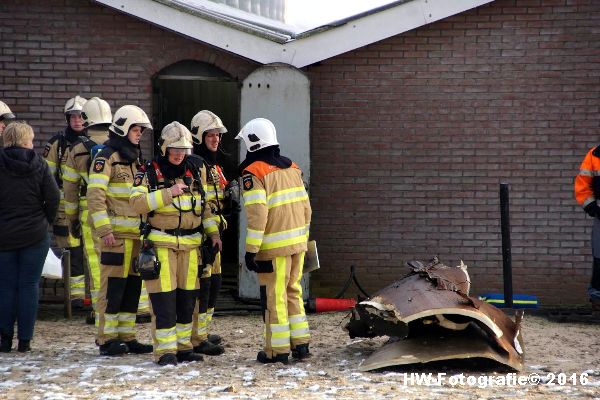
(81, 97), (112, 128)
(0, 100), (15, 122)
(109, 105), (152, 137)
(190, 110), (227, 144)
(64, 95), (87, 116)
(160, 121), (193, 156)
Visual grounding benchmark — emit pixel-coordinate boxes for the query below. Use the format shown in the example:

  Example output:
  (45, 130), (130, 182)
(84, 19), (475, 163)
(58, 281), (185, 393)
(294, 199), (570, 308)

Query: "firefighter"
(130, 121), (222, 366)
(87, 105), (153, 356)
(189, 110), (234, 356)
(62, 97), (112, 324)
(574, 146), (600, 311)
(0, 100), (16, 136)
(43, 96), (87, 308)
(236, 118), (312, 364)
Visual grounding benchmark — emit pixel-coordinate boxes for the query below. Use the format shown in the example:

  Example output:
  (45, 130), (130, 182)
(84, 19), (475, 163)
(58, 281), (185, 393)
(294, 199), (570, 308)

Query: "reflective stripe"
(267, 187), (308, 208)
(579, 169), (593, 176)
(186, 248), (198, 290)
(155, 327), (177, 351)
(289, 315), (307, 324)
(261, 226), (308, 250)
(107, 185), (132, 197)
(117, 313), (136, 335)
(246, 229), (264, 247)
(103, 315), (119, 334)
(91, 211), (110, 228)
(88, 174), (109, 188)
(176, 323), (192, 342)
(243, 189), (267, 205)
(62, 166), (80, 182)
(290, 326), (310, 337)
(270, 335), (291, 347)
(270, 324), (289, 333)
(157, 247), (172, 292)
(203, 219), (219, 235)
(147, 190), (165, 211)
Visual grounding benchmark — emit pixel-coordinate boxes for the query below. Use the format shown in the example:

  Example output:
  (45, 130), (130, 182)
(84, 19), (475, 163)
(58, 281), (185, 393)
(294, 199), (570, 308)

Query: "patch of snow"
(275, 367), (308, 378)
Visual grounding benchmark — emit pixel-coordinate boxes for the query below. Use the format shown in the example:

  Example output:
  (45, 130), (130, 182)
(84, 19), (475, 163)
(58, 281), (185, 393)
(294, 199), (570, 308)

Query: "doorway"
(152, 59), (241, 300)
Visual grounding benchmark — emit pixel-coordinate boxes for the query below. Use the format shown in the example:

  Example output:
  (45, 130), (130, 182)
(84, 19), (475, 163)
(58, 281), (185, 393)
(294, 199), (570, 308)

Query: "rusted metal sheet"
(346, 257), (525, 371)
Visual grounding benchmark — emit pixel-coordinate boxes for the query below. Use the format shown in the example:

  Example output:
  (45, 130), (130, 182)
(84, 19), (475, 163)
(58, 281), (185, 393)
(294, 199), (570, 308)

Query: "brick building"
(1, 0), (598, 306)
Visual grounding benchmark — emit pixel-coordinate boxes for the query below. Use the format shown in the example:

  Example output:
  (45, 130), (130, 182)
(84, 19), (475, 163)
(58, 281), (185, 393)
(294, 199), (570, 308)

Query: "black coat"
(0, 146), (60, 251)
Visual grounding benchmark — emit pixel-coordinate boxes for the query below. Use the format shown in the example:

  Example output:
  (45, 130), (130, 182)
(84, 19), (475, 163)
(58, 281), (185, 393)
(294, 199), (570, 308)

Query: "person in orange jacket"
(574, 146), (600, 310)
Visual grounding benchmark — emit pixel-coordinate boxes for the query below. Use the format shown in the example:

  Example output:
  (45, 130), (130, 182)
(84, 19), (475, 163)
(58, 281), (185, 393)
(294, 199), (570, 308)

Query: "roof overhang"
(93, 0), (494, 68)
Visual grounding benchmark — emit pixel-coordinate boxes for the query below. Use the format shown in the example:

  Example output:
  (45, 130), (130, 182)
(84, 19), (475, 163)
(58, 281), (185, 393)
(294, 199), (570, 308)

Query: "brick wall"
(1, 0), (597, 306)
(0, 0), (255, 155)
(306, 0), (600, 306)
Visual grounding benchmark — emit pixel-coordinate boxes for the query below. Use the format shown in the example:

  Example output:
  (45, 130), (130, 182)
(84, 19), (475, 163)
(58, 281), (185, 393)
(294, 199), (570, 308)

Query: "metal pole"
(500, 183), (513, 308)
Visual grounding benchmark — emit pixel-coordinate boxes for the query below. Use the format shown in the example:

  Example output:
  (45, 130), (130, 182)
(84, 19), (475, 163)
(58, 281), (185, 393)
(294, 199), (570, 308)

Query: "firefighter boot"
(176, 351), (204, 363)
(208, 334), (222, 345)
(193, 340), (224, 356)
(99, 340), (128, 356)
(257, 351), (289, 364)
(125, 340), (153, 354)
(157, 353), (178, 366)
(292, 344), (310, 360)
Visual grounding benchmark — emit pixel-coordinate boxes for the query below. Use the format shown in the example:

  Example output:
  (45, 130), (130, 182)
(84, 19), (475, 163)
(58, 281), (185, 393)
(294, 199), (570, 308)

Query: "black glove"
(592, 177), (600, 199)
(71, 220), (82, 239)
(584, 202), (600, 218)
(245, 252), (258, 272)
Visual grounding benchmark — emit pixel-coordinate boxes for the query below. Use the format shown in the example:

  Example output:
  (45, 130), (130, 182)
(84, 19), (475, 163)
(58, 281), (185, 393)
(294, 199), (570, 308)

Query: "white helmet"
(0, 101), (15, 122)
(236, 118), (278, 152)
(64, 95), (87, 116)
(81, 97), (112, 128)
(160, 121), (194, 156)
(190, 110), (227, 144)
(109, 105), (152, 137)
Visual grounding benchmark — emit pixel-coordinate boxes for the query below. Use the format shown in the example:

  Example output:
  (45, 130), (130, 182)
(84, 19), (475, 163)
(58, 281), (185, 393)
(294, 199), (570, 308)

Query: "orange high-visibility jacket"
(574, 146), (600, 208)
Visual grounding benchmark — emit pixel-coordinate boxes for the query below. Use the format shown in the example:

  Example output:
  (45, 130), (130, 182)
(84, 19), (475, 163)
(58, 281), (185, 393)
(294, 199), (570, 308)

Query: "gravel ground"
(0, 307), (598, 399)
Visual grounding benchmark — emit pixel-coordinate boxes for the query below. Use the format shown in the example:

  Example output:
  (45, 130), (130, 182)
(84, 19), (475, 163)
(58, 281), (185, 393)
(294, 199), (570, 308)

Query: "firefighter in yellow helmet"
(189, 110), (237, 356)
(130, 121), (222, 366)
(43, 95), (87, 308)
(87, 105), (153, 356)
(236, 118), (312, 364)
(62, 97), (112, 325)
(0, 100), (16, 136)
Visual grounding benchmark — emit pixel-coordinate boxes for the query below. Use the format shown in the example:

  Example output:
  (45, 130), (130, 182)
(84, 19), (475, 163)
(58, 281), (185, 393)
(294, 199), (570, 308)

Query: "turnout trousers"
(96, 238), (142, 345)
(145, 246), (200, 362)
(257, 253), (310, 358)
(191, 252), (222, 346)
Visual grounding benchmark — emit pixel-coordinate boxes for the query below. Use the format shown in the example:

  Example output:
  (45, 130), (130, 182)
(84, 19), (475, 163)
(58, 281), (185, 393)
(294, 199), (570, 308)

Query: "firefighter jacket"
(129, 157), (220, 250)
(241, 161), (311, 261)
(575, 146), (600, 208)
(43, 129), (84, 236)
(87, 148), (141, 239)
(62, 128), (109, 222)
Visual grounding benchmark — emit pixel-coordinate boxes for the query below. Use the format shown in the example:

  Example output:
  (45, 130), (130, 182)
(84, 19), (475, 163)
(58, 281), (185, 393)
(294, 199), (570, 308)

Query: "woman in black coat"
(0, 122), (60, 353)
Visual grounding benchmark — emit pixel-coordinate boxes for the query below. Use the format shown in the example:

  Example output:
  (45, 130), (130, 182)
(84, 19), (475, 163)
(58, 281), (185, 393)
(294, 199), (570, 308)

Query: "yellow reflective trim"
(157, 247), (172, 292)
(186, 248), (198, 290)
(274, 257), (288, 325)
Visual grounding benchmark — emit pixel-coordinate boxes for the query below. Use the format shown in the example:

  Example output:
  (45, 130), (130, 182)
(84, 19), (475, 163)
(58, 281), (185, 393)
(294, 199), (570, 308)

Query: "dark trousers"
(0, 234), (50, 340)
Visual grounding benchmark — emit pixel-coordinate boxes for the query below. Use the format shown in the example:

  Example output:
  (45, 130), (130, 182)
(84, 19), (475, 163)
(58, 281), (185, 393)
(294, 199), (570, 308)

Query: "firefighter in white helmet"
(188, 110), (238, 356)
(43, 95), (87, 309)
(0, 100), (15, 136)
(62, 97), (112, 325)
(236, 118), (312, 364)
(87, 105), (153, 356)
(130, 121), (222, 366)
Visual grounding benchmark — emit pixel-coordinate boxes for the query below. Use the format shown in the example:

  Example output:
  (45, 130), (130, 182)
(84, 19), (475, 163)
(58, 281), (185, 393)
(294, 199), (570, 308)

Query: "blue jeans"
(0, 234), (50, 341)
